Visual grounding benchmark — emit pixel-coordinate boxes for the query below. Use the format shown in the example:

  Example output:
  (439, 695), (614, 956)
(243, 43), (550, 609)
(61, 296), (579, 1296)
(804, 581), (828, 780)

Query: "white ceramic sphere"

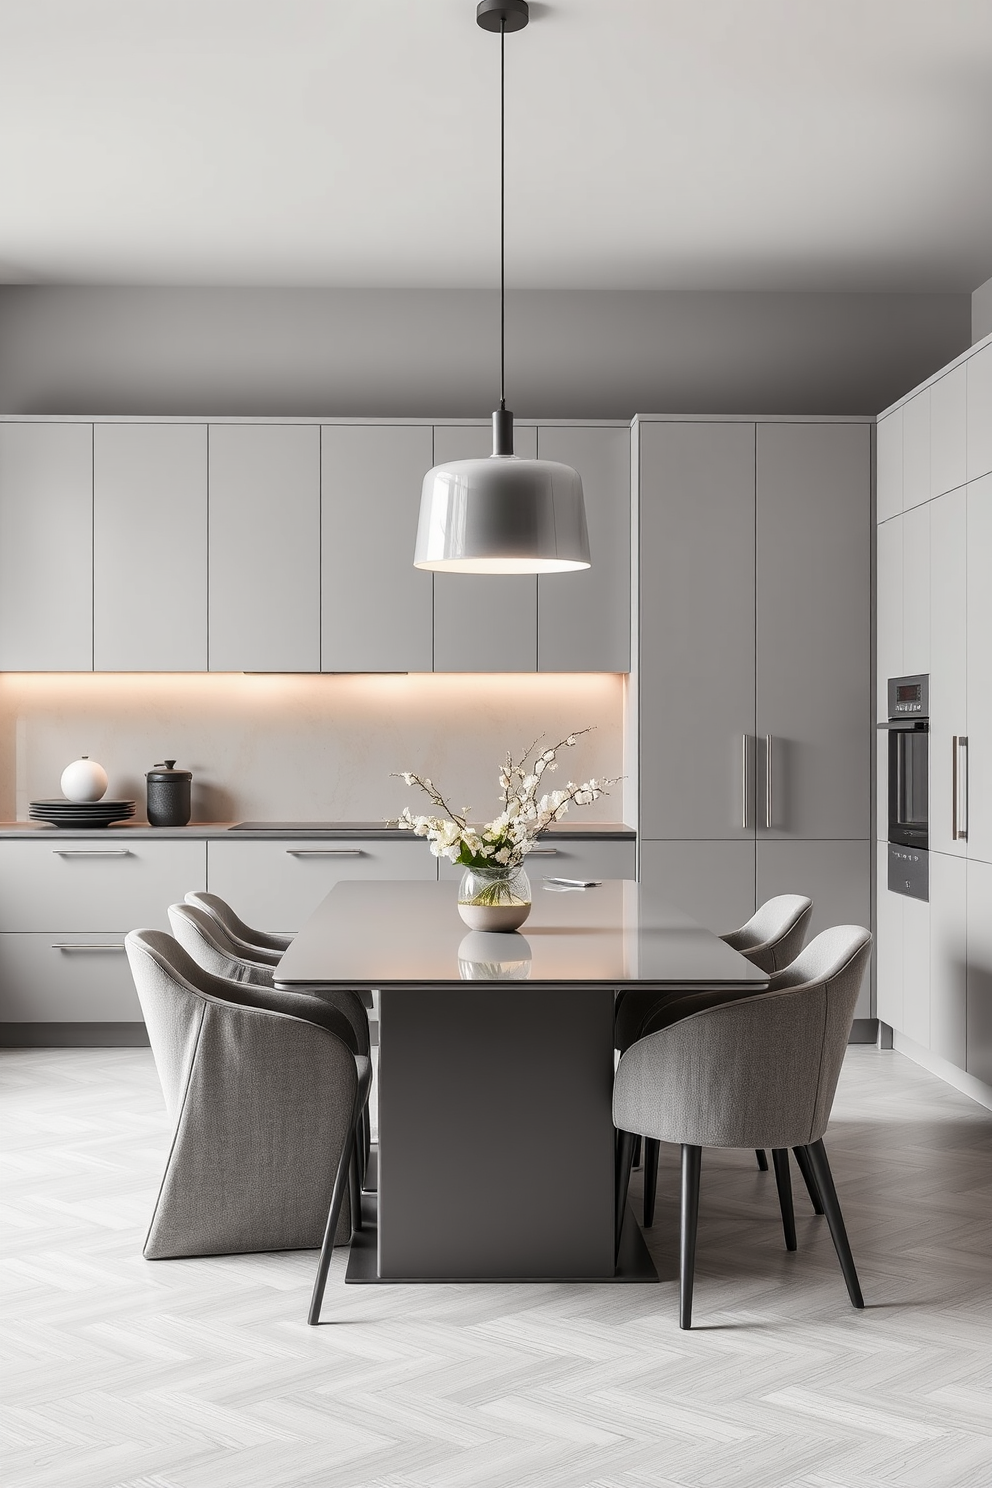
(60, 756), (109, 803)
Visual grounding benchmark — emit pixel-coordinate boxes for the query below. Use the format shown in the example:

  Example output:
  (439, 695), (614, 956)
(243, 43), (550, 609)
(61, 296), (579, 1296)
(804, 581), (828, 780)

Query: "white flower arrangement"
(391, 729), (619, 870)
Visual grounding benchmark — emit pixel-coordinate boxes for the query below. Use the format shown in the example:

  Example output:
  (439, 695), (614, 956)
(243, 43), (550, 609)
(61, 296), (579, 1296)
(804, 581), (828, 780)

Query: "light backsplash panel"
(0, 672), (625, 827)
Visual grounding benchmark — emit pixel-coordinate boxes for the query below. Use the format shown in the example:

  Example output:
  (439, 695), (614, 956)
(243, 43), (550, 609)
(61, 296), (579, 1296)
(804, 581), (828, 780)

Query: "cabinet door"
(756, 838), (871, 1015)
(94, 424), (207, 671)
(966, 859), (992, 1083)
(535, 426), (630, 672)
(438, 839), (636, 883)
(0, 934), (141, 1023)
(875, 409), (902, 522)
(206, 839), (436, 933)
(876, 516), (903, 842)
(902, 892), (931, 1049)
(901, 390), (931, 512)
(208, 425), (320, 672)
(966, 342), (992, 482)
(756, 423), (870, 840)
(431, 425), (537, 672)
(321, 425), (433, 672)
(929, 366), (967, 499)
(638, 840), (755, 937)
(901, 501), (930, 679)
(0, 422), (93, 671)
(875, 844), (903, 1031)
(929, 488), (967, 857)
(967, 475), (992, 863)
(929, 851), (967, 1070)
(638, 422), (756, 840)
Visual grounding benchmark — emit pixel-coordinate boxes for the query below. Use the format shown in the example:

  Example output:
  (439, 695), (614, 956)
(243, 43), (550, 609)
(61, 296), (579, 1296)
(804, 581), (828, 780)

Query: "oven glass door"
(888, 727), (928, 849)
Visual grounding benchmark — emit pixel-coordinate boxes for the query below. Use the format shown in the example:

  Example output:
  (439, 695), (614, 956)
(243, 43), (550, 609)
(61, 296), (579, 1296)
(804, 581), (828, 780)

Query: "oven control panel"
(887, 843), (929, 902)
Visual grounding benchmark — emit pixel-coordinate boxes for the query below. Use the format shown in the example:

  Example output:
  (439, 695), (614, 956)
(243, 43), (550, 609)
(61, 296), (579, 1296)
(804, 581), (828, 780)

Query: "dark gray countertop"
(0, 820), (636, 842)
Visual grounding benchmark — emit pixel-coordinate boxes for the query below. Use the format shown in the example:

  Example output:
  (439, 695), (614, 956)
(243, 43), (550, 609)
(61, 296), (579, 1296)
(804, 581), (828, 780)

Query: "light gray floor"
(2, 1045), (990, 1488)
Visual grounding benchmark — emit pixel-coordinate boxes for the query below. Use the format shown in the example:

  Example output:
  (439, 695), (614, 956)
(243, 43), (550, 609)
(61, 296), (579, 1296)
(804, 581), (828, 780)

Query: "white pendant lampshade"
(413, 1), (591, 577)
(414, 416), (590, 574)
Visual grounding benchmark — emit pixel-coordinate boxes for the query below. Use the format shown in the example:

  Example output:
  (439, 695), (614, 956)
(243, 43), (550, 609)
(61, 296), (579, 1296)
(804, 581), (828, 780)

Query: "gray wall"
(0, 286), (970, 420)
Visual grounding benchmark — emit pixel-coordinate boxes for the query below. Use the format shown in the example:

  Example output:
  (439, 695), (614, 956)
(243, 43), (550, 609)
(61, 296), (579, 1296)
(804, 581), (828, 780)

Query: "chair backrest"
(721, 893), (813, 973)
(168, 902), (276, 986)
(184, 890), (290, 957)
(125, 928), (360, 1120)
(614, 925), (872, 1151)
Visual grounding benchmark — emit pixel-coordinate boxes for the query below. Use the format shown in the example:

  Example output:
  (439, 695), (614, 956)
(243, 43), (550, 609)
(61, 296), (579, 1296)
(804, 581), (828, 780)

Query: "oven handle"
(876, 719), (929, 731)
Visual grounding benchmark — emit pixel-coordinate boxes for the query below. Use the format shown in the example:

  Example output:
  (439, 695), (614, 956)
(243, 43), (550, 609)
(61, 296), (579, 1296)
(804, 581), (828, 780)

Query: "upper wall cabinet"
(875, 409), (902, 522)
(967, 341), (992, 482)
(208, 424), (320, 672)
(94, 424), (207, 671)
(431, 424), (538, 673)
(0, 422), (93, 671)
(321, 425), (433, 673)
(536, 425), (630, 673)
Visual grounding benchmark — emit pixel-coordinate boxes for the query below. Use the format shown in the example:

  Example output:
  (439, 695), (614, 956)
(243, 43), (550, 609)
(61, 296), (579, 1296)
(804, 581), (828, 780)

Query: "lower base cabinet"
(0, 934), (141, 1022)
(967, 859), (992, 1084)
(437, 838), (636, 886)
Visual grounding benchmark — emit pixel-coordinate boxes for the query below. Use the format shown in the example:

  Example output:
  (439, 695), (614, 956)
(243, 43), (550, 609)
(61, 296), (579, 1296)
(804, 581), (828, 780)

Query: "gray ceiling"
(3, 0), (991, 291)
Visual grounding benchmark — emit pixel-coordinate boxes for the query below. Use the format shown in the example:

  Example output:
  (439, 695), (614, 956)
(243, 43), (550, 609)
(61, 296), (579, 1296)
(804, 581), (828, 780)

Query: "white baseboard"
(892, 1031), (992, 1113)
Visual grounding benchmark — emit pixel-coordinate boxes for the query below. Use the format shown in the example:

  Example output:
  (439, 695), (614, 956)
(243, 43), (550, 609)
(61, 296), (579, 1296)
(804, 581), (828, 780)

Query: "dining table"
(274, 878), (769, 1288)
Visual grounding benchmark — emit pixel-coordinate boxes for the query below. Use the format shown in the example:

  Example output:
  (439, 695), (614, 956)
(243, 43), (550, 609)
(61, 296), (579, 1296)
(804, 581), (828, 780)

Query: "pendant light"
(414, 0), (591, 575)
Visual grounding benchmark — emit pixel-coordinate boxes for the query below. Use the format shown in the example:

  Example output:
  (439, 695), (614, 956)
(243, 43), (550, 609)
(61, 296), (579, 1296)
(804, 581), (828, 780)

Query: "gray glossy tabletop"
(275, 879), (769, 990)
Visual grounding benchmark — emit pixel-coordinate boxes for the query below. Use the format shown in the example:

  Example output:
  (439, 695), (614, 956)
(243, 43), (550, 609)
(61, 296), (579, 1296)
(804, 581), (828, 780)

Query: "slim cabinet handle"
(528, 848), (559, 857)
(53, 849), (132, 858)
(765, 735), (773, 830)
(285, 848), (364, 857)
(952, 736), (969, 841)
(52, 942), (126, 952)
(741, 734), (750, 830)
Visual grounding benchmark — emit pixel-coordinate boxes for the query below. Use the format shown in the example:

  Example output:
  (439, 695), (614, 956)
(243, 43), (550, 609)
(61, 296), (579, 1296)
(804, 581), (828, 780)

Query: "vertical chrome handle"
(953, 736), (969, 841)
(765, 735), (773, 830)
(741, 734), (749, 830)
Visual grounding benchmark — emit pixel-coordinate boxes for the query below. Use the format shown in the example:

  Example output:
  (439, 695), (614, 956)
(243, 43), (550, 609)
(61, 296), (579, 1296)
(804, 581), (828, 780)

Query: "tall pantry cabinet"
(633, 416), (873, 1022)
(875, 333), (992, 1091)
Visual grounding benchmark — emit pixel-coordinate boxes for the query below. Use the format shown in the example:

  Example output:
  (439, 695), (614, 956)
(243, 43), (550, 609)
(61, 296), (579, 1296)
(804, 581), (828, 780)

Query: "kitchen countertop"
(0, 820), (636, 842)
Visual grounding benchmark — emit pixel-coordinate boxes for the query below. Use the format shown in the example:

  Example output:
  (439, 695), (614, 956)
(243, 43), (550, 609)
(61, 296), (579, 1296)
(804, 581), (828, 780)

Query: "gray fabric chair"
(125, 929), (371, 1324)
(183, 889), (291, 962)
(614, 925), (872, 1328)
(719, 893), (814, 973)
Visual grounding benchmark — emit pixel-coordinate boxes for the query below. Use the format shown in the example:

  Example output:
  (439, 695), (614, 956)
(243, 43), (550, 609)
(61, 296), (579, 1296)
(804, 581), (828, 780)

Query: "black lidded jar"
(146, 760), (192, 827)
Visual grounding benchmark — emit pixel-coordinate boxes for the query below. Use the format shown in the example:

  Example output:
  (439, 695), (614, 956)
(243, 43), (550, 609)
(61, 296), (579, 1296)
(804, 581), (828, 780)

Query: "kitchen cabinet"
(638, 420), (756, 841)
(875, 409), (902, 522)
(966, 341), (992, 482)
(208, 424), (320, 672)
(535, 425), (630, 672)
(900, 499), (930, 678)
(638, 840), (756, 937)
(929, 486), (967, 858)
(755, 838), (871, 1018)
(94, 423), (207, 671)
(437, 837), (635, 886)
(756, 422), (871, 841)
(321, 424), (434, 672)
(966, 475), (992, 863)
(929, 850), (967, 1069)
(875, 843), (903, 1032)
(929, 365), (967, 499)
(901, 390), (930, 512)
(966, 859), (992, 1083)
(0, 838), (205, 1027)
(205, 837), (437, 934)
(0, 421), (93, 671)
(431, 424), (538, 672)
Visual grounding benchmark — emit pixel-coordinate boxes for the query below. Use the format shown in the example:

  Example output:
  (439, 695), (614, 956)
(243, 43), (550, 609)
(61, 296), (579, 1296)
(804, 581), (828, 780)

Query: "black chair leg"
(804, 1139), (864, 1309)
(792, 1144), (824, 1215)
(679, 1144), (702, 1330)
(308, 1086), (364, 1326)
(615, 1129), (637, 1259)
(755, 1148), (769, 1171)
(771, 1148), (797, 1251)
(643, 1137), (660, 1227)
(632, 1134), (642, 1169)
(348, 1147), (363, 1234)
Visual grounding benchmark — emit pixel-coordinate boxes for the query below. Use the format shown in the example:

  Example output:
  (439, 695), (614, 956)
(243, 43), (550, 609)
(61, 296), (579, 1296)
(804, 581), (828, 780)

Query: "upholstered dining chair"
(183, 889), (291, 963)
(614, 924), (872, 1329)
(125, 929), (371, 1324)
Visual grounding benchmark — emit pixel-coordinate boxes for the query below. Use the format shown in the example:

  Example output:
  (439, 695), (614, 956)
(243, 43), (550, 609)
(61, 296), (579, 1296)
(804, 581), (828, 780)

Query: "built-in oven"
(878, 674), (929, 900)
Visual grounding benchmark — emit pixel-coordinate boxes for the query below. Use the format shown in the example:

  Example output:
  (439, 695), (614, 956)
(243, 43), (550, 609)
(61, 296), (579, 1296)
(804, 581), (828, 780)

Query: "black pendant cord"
(500, 16), (505, 413)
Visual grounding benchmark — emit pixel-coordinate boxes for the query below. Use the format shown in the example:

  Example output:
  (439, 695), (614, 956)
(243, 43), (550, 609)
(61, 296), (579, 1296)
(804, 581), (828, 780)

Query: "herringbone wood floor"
(2, 1046), (990, 1488)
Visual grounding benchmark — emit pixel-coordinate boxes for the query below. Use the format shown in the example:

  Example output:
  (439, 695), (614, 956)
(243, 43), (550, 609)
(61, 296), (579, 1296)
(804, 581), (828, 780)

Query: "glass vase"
(457, 863), (532, 932)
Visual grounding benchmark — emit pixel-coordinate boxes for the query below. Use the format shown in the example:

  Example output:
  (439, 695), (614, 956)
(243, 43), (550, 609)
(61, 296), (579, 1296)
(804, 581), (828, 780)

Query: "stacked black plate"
(29, 799), (136, 828)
